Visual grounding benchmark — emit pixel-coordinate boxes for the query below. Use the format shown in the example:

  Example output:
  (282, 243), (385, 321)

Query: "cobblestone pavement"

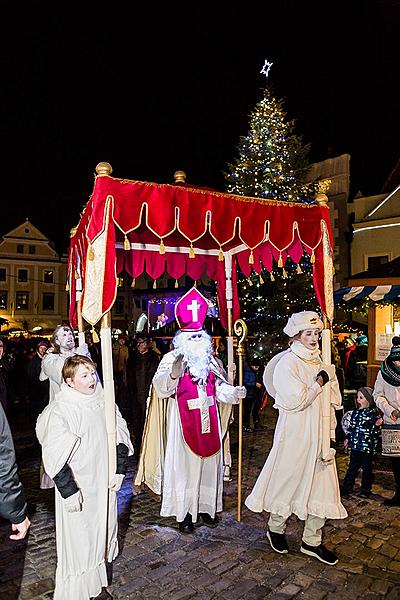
(1, 403), (400, 600)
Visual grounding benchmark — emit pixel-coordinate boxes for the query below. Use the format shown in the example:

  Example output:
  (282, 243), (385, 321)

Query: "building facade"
(0, 220), (68, 333)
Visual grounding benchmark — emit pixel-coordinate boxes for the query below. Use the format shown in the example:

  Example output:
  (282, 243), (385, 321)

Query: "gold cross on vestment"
(187, 387), (214, 433)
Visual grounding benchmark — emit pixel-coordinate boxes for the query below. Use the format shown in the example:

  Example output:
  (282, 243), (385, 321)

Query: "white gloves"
(171, 354), (185, 380)
(109, 474), (124, 492)
(64, 490), (83, 512)
(234, 386), (247, 401)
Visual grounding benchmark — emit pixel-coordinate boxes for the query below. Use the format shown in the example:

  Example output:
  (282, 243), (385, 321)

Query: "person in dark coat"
(0, 402), (31, 539)
(127, 333), (160, 452)
(27, 340), (50, 417)
(0, 337), (15, 415)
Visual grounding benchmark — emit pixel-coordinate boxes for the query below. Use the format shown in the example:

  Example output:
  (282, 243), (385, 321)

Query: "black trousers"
(342, 450), (374, 492)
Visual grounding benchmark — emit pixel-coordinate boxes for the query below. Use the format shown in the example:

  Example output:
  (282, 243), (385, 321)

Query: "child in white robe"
(36, 355), (133, 600)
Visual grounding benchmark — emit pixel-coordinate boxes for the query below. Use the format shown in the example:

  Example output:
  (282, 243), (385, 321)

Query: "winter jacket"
(0, 403), (27, 523)
(346, 406), (382, 454)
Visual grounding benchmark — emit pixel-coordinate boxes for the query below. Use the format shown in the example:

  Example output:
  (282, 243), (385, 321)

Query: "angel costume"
(245, 312), (347, 548)
(36, 383), (133, 600)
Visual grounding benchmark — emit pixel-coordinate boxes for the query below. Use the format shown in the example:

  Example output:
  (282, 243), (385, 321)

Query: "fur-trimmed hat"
(283, 311), (323, 338)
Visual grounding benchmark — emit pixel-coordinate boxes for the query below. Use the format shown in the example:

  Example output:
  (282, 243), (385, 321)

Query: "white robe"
(374, 370), (400, 424)
(40, 345), (90, 405)
(245, 347), (347, 521)
(152, 352), (238, 522)
(36, 383), (133, 600)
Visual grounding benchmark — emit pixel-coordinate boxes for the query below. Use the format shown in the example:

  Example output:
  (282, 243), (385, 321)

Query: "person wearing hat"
(245, 311), (347, 566)
(341, 387), (382, 498)
(135, 287), (246, 533)
(373, 336), (400, 506)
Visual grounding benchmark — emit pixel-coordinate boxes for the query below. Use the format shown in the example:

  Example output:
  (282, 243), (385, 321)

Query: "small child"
(36, 355), (133, 600)
(341, 386), (382, 498)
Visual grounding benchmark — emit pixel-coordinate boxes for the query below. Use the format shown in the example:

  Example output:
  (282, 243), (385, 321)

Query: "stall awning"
(334, 285), (400, 304)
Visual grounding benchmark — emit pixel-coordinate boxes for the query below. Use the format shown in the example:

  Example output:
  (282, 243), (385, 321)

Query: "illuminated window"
(16, 292), (29, 310)
(0, 291), (7, 309)
(44, 270), (54, 283)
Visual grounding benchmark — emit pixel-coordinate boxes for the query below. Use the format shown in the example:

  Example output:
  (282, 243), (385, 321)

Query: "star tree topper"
(260, 59), (273, 78)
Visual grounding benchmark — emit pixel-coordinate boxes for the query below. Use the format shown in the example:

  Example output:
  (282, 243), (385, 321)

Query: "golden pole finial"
(174, 170), (186, 183)
(315, 178), (331, 205)
(95, 162), (113, 177)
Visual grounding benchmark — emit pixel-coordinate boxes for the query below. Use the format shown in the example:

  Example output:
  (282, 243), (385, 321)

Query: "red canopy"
(68, 171), (334, 328)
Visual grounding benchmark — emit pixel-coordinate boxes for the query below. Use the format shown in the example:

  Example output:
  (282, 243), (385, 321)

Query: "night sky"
(3, 3), (399, 252)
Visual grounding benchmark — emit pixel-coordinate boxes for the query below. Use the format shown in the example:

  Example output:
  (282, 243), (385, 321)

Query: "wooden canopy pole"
(100, 312), (117, 480)
(234, 318), (248, 522)
(316, 180), (336, 462)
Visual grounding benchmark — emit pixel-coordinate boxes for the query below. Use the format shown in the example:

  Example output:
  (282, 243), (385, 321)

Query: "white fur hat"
(283, 311), (323, 337)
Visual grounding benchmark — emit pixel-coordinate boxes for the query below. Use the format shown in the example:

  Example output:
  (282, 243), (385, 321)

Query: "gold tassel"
(310, 251), (315, 264)
(175, 279), (179, 288)
(92, 328), (100, 343)
(270, 272), (275, 282)
(65, 281), (70, 291)
(131, 278), (136, 288)
(248, 250), (254, 265)
(278, 253), (283, 268)
(159, 239), (165, 255)
(296, 264), (303, 274)
(247, 277), (253, 286)
(189, 244), (195, 259)
(153, 280), (157, 289)
(88, 244), (95, 261)
(75, 270), (79, 280)
(259, 274), (264, 285)
(194, 280), (198, 288)
(282, 268), (288, 278)
(218, 247), (224, 261)
(124, 235), (130, 251)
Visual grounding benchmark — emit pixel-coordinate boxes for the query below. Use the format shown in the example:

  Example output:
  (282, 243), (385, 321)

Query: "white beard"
(173, 331), (213, 384)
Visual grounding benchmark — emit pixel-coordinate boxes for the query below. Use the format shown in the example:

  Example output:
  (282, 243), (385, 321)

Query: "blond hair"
(62, 355), (96, 382)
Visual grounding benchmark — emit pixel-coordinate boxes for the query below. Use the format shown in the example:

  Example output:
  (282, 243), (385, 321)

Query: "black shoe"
(340, 486), (353, 498)
(243, 426), (252, 433)
(300, 541), (338, 565)
(359, 489), (371, 498)
(178, 513), (194, 533)
(384, 495), (400, 506)
(266, 529), (289, 554)
(198, 512), (219, 528)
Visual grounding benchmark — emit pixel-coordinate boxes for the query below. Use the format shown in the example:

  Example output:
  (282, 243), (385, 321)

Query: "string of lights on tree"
(224, 62), (321, 361)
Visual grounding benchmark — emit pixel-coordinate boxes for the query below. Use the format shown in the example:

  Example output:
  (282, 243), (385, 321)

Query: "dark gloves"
(316, 370), (329, 386)
(116, 443), (129, 475)
(53, 464), (79, 499)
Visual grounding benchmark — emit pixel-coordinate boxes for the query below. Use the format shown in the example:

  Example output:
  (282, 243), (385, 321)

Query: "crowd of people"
(1, 298), (400, 599)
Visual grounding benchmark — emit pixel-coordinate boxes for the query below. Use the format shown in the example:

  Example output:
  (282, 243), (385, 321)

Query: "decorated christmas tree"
(225, 85), (316, 203)
(225, 69), (319, 360)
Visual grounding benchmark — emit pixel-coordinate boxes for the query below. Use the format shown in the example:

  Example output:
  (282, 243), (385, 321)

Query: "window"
(114, 297), (124, 315)
(0, 291), (7, 309)
(16, 292), (29, 310)
(367, 255), (389, 270)
(17, 244), (24, 253)
(18, 269), (28, 282)
(42, 292), (55, 311)
(29, 245), (36, 255)
(44, 270), (54, 283)
(0, 268), (6, 282)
